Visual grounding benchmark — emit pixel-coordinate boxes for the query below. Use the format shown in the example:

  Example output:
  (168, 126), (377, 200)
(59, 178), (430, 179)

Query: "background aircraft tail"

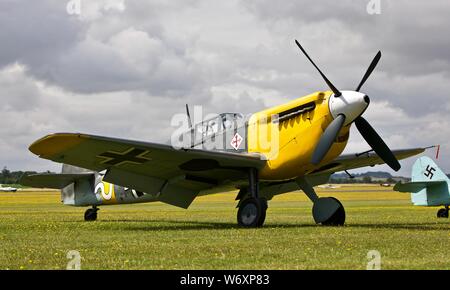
(20, 164), (99, 206)
(394, 156), (449, 206)
(411, 156), (449, 183)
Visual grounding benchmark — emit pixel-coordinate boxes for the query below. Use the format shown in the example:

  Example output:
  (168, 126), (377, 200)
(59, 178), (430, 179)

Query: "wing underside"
(308, 148), (426, 176)
(20, 173), (94, 189)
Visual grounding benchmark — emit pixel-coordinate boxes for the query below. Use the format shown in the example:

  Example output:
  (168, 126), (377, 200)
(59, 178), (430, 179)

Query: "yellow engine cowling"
(247, 91), (350, 180)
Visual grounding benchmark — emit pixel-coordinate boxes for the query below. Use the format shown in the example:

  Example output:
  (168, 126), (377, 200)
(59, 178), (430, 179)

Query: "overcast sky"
(1, 0), (449, 176)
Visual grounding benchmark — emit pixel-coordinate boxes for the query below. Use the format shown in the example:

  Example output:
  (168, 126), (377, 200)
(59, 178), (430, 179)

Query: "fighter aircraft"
(20, 40), (428, 227)
(394, 156), (450, 218)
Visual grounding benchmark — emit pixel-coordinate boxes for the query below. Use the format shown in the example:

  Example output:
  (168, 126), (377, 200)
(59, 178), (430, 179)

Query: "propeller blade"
(356, 51), (381, 92)
(311, 114), (346, 165)
(354, 116), (401, 171)
(295, 40), (341, 97)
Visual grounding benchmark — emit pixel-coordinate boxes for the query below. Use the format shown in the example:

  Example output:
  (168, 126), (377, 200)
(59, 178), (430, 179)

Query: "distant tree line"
(0, 166), (39, 184)
(329, 176), (397, 184)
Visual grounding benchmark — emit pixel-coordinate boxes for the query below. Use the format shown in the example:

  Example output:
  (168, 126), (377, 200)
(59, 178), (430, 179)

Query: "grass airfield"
(1, 185), (450, 270)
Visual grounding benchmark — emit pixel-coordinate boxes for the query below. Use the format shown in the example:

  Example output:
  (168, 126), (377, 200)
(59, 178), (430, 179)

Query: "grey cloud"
(0, 0), (208, 98)
(0, 64), (42, 111)
(0, 1), (84, 69)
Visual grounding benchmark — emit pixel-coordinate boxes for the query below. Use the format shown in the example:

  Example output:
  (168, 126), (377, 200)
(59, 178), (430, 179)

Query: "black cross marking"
(97, 148), (151, 166)
(424, 165), (436, 180)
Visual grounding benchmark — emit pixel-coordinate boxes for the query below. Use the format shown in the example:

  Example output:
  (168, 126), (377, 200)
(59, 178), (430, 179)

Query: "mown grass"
(1, 185), (450, 270)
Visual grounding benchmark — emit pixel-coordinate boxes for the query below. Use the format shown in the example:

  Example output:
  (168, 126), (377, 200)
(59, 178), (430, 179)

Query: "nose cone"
(329, 91), (369, 125)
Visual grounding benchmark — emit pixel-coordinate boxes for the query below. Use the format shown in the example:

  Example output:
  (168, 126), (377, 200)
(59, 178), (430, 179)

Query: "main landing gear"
(297, 177), (346, 226)
(237, 168), (268, 228)
(84, 206), (99, 221)
(437, 206), (449, 218)
(237, 171), (346, 227)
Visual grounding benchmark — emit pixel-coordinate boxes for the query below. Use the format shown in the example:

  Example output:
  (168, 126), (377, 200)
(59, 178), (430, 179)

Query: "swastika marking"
(424, 165), (436, 180)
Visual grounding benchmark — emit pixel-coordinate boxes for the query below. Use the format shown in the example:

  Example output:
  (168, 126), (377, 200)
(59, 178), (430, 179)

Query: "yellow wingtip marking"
(29, 133), (86, 158)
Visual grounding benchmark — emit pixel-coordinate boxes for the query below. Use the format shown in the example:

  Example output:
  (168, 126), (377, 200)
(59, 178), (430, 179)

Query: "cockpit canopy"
(176, 112), (245, 149)
(195, 113), (244, 138)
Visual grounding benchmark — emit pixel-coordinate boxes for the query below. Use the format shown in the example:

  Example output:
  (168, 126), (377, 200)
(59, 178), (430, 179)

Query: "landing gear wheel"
(437, 208), (449, 218)
(237, 198), (267, 228)
(84, 207), (98, 221)
(322, 199), (345, 226)
(256, 199), (268, 227)
(313, 197), (345, 226)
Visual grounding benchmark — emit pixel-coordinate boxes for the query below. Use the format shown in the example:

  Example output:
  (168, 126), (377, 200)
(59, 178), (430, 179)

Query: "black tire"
(321, 197), (346, 226)
(437, 208), (449, 218)
(237, 198), (267, 228)
(84, 208), (98, 221)
(256, 199), (268, 227)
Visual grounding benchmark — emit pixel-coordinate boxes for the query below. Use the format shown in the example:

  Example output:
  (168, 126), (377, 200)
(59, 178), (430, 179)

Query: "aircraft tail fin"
(394, 156), (449, 206)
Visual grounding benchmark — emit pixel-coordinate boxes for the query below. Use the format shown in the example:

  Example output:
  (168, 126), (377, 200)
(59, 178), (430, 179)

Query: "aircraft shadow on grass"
(81, 219), (450, 232)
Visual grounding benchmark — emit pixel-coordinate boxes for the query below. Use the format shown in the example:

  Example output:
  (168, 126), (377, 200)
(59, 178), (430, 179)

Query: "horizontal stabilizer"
(394, 180), (447, 193)
(20, 173), (94, 189)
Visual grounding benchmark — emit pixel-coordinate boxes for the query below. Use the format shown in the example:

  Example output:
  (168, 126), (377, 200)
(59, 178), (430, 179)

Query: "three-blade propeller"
(295, 40), (401, 171)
